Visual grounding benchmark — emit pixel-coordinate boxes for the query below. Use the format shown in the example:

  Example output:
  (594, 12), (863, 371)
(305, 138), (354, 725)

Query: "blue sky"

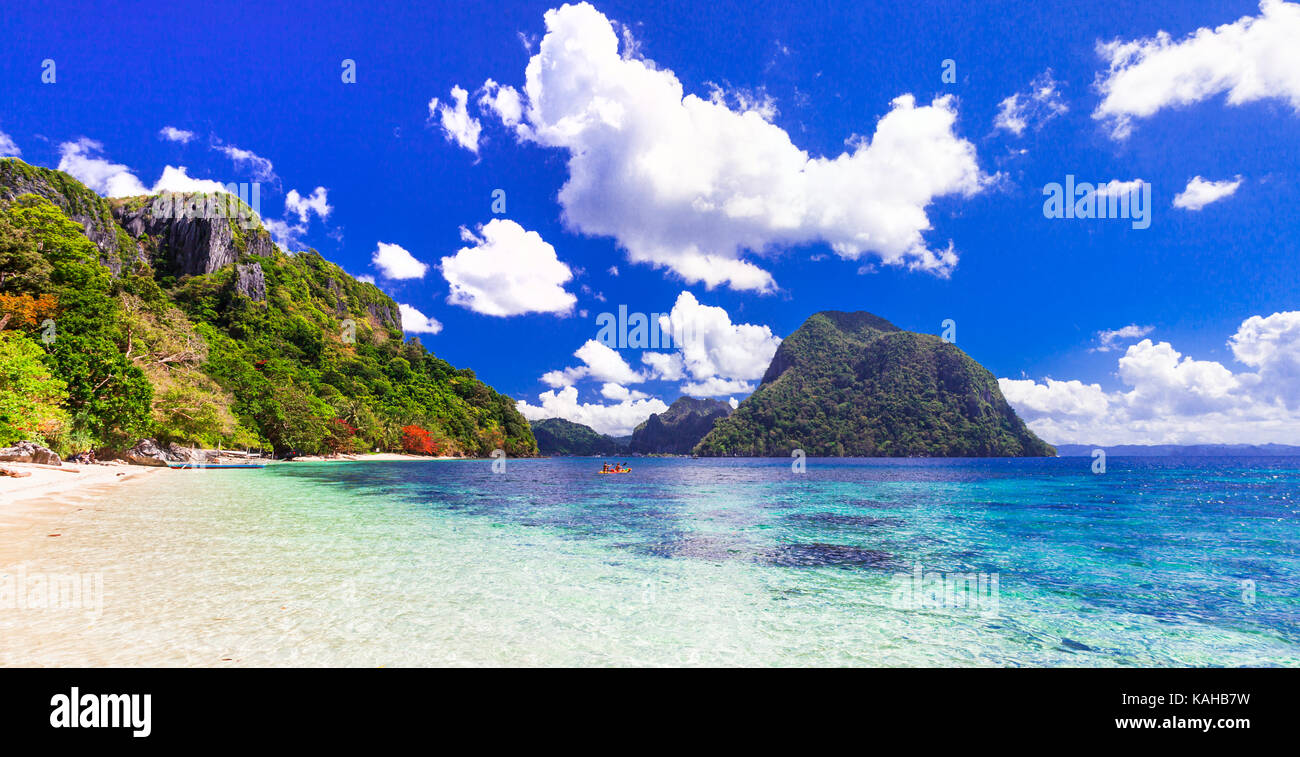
(2, 0), (1298, 443)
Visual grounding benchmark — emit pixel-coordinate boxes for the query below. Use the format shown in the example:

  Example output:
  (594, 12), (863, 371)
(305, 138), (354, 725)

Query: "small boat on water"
(167, 463), (266, 469)
(597, 468), (632, 474)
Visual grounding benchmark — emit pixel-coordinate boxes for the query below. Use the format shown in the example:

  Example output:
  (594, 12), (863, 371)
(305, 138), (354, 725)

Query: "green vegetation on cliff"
(695, 311), (1054, 457)
(531, 418), (626, 456)
(0, 159), (536, 457)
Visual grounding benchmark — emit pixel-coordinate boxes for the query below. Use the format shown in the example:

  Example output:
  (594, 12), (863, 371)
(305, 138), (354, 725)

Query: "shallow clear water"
(2, 456), (1298, 666)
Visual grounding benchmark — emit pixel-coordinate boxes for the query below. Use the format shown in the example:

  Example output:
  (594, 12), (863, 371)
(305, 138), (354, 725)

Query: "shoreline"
(283, 452), (461, 463)
(0, 452), (465, 518)
(0, 462), (166, 527)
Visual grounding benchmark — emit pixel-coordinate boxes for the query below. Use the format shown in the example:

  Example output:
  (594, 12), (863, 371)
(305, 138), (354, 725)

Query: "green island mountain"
(531, 417), (627, 456)
(630, 396), (732, 455)
(0, 158), (535, 458)
(695, 311), (1054, 457)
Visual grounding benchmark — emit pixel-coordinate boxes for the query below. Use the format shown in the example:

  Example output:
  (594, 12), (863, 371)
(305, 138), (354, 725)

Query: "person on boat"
(602, 463), (611, 473)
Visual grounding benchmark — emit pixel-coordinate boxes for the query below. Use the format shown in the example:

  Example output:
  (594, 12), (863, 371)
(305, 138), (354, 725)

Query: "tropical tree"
(0, 330), (69, 446)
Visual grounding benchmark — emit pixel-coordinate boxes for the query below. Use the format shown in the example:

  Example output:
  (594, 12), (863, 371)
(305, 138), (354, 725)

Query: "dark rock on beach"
(0, 440), (62, 466)
(120, 439), (176, 467)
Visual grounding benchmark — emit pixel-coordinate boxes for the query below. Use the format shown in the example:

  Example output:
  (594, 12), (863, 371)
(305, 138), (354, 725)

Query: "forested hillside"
(531, 418), (626, 456)
(0, 158), (536, 457)
(696, 311), (1054, 457)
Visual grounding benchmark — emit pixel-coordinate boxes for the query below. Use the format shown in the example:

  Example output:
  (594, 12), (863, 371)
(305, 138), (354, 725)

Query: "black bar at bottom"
(0, 668), (1285, 745)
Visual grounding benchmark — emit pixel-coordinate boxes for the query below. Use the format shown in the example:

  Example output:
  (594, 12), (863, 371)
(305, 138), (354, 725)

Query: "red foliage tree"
(327, 418), (358, 454)
(400, 424), (435, 455)
(0, 292), (58, 330)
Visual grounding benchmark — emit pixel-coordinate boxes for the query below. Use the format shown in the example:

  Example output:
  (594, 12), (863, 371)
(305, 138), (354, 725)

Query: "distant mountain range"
(531, 418), (626, 456)
(531, 397), (728, 456)
(1055, 444), (1300, 457)
(696, 311), (1053, 457)
(630, 396), (731, 454)
(535, 312), (1294, 461)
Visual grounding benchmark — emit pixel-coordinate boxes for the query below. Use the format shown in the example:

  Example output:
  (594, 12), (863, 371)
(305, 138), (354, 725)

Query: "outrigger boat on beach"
(166, 462), (266, 469)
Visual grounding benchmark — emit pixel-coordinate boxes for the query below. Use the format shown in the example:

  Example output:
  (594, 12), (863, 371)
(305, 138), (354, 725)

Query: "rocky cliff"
(112, 194), (275, 277)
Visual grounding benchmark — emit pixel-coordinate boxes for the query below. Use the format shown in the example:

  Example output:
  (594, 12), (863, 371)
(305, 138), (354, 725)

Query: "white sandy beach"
(0, 462), (165, 516)
(0, 452), (457, 525)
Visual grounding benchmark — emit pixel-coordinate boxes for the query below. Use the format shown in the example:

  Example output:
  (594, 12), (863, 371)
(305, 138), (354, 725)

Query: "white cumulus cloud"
(1, 127), (22, 157)
(1173, 176), (1243, 210)
(479, 2), (987, 291)
(158, 126), (196, 144)
(440, 219), (576, 316)
(1229, 311), (1300, 408)
(1093, 323), (1155, 352)
(373, 242), (428, 280)
(152, 165), (230, 194)
(477, 79), (524, 128)
(541, 291), (780, 400)
(59, 139), (256, 200)
(430, 85), (482, 153)
(1096, 179), (1146, 197)
(263, 187), (331, 251)
(398, 303), (443, 334)
(516, 385), (667, 436)
(640, 350), (685, 381)
(994, 69), (1069, 135)
(1001, 311), (1300, 444)
(650, 291), (781, 395)
(264, 219), (306, 251)
(600, 382), (649, 401)
(1094, 0), (1300, 139)
(680, 376), (757, 396)
(529, 291), (781, 425)
(285, 186), (332, 223)
(214, 142), (276, 181)
(542, 339), (643, 387)
(57, 138), (149, 197)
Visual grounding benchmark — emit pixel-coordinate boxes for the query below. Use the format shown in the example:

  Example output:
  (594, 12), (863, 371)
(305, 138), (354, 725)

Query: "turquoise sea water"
(3, 456), (1299, 666)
